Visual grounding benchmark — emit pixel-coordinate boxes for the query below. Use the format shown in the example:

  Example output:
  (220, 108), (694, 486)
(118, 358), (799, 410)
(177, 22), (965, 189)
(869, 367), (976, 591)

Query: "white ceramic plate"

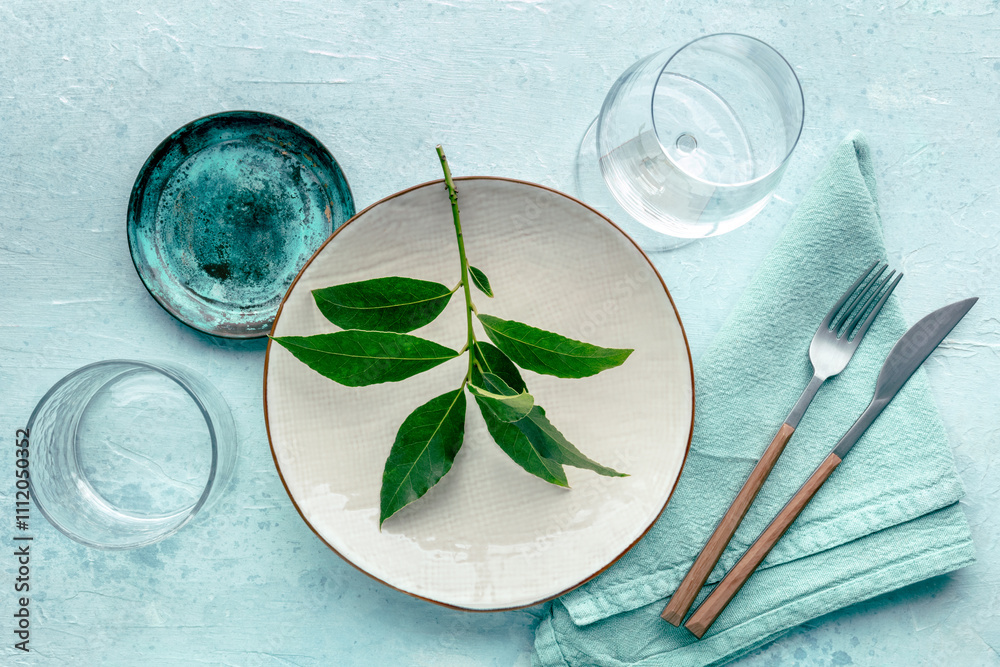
(264, 177), (693, 610)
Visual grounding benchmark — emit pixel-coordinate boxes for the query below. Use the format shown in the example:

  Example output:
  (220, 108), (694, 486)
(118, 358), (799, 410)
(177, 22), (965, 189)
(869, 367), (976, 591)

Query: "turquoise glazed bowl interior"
(128, 111), (355, 338)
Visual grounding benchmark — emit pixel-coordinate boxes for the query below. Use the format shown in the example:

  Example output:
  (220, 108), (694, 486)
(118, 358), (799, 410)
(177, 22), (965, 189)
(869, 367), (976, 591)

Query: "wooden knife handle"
(661, 423), (797, 625)
(684, 452), (843, 638)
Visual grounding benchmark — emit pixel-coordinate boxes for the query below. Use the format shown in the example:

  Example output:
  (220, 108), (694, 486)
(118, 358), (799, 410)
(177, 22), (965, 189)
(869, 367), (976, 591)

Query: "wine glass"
(575, 34), (804, 250)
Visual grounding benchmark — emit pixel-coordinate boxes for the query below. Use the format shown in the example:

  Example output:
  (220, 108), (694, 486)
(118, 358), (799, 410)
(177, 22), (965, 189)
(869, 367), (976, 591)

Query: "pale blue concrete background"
(2, 1), (998, 665)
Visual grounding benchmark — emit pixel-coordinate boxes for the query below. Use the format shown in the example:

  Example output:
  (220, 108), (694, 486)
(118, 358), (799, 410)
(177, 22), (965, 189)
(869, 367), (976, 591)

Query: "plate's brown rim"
(262, 175), (696, 612)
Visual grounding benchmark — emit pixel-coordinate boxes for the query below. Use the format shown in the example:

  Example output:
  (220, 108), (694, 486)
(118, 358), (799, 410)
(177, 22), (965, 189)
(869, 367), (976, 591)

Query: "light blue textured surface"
(1, 2), (998, 665)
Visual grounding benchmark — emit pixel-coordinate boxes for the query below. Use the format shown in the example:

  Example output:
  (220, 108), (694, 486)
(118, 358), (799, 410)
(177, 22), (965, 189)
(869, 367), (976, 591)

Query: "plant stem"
(436, 145), (477, 383)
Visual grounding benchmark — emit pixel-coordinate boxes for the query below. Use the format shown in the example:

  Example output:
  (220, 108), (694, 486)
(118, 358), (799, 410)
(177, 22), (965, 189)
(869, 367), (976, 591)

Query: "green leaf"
(380, 389), (466, 527)
(477, 314), (633, 379)
(475, 396), (568, 487)
(474, 341), (625, 477)
(469, 266), (493, 298)
(272, 331), (459, 387)
(472, 341), (526, 392)
(468, 372), (534, 422)
(519, 406), (626, 477)
(312, 277), (453, 333)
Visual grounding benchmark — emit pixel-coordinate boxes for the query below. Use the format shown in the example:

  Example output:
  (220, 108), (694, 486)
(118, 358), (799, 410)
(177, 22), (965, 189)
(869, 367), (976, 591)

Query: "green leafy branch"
(273, 146), (632, 528)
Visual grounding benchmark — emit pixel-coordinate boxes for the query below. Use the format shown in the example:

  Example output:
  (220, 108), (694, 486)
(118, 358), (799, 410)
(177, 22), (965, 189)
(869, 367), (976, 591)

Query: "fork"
(661, 260), (902, 626)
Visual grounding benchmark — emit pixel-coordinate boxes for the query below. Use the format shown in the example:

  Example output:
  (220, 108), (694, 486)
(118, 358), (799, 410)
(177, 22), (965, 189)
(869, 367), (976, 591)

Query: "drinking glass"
(575, 34), (804, 250)
(26, 360), (237, 549)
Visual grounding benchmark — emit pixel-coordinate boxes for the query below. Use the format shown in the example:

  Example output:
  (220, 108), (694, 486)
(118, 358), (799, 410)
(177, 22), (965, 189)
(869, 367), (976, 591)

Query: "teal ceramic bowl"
(128, 111), (355, 338)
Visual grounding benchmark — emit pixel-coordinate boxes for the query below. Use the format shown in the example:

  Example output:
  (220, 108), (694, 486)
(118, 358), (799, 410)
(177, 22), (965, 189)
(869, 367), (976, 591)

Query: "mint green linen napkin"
(532, 132), (975, 666)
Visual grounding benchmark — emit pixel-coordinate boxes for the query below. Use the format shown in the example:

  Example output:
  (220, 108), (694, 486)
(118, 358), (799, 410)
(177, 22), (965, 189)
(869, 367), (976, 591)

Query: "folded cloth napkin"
(532, 132), (975, 667)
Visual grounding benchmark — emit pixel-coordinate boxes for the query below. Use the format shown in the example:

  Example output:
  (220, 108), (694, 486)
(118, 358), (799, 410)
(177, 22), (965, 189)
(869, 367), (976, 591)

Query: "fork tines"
(827, 261), (903, 341)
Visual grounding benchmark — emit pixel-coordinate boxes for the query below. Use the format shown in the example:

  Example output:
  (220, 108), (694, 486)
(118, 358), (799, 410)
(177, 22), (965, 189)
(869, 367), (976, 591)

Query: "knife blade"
(832, 296), (978, 459)
(684, 297), (978, 639)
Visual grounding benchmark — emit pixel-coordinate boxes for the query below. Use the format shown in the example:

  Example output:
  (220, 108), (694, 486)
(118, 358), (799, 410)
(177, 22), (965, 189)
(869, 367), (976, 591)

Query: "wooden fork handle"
(661, 423), (796, 625)
(684, 452), (843, 638)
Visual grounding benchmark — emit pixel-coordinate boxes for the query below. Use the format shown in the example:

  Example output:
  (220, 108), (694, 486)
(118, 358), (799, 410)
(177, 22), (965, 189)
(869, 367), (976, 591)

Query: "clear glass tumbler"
(26, 360), (237, 549)
(576, 34), (804, 249)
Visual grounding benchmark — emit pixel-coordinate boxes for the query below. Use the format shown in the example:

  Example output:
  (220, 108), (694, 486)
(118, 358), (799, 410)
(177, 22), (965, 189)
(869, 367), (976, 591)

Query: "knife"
(683, 297), (978, 639)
